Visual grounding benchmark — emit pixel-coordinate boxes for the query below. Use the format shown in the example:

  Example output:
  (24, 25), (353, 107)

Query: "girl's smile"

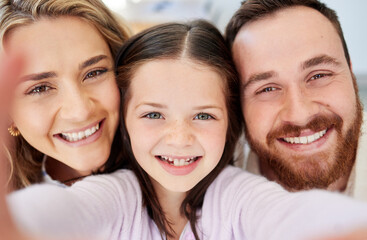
(156, 155), (202, 176)
(125, 58), (228, 193)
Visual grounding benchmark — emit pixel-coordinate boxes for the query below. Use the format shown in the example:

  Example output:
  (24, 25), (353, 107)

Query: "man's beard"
(245, 97), (363, 191)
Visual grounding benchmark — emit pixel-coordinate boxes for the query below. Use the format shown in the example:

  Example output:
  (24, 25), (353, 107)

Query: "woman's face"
(5, 17), (120, 175)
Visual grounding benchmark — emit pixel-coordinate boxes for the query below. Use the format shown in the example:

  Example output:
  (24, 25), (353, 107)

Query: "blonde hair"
(0, 0), (131, 189)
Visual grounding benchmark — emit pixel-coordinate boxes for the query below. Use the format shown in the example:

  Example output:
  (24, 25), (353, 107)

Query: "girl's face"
(125, 58), (228, 193)
(5, 17), (120, 175)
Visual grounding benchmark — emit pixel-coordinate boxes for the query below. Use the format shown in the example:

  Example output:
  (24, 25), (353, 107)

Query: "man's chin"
(257, 149), (340, 190)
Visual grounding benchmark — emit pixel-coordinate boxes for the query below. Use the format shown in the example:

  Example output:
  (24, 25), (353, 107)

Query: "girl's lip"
(156, 156), (202, 176)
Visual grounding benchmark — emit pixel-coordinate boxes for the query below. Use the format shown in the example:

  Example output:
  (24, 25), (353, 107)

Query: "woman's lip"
(55, 119), (104, 135)
(53, 120), (105, 147)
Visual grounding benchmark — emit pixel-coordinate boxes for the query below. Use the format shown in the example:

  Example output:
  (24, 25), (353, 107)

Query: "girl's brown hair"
(116, 20), (243, 239)
(0, 0), (131, 189)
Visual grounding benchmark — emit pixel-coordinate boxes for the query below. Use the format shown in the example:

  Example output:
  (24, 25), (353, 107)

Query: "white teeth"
(159, 156), (198, 166)
(61, 123), (99, 142)
(283, 129), (327, 145)
(299, 136), (307, 144)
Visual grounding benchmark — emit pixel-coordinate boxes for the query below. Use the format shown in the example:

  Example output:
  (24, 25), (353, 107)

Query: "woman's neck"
(152, 179), (188, 240)
(44, 157), (89, 186)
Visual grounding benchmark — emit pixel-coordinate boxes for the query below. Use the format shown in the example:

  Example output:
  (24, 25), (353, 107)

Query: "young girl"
(4, 20), (367, 240)
(0, 0), (130, 189)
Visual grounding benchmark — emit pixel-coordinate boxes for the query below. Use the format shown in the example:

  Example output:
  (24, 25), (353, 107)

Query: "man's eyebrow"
(301, 55), (341, 70)
(21, 72), (57, 81)
(79, 55), (108, 70)
(243, 71), (277, 90)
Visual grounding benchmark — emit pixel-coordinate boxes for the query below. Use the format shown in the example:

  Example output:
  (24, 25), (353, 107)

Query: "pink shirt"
(8, 166), (367, 239)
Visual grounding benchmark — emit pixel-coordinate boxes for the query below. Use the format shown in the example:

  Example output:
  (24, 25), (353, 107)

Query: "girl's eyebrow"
(193, 105), (224, 111)
(135, 102), (167, 109)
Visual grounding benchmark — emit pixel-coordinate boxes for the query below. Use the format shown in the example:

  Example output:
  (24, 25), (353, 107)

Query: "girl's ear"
(349, 60), (353, 71)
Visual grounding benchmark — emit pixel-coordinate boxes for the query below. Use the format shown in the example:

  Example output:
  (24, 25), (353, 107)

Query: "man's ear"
(349, 60), (353, 71)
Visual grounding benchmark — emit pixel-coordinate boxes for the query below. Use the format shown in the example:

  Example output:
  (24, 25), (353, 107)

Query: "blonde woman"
(0, 0), (131, 190)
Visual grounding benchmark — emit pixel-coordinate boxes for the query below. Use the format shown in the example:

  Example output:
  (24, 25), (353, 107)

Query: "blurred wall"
(104, 0), (366, 83)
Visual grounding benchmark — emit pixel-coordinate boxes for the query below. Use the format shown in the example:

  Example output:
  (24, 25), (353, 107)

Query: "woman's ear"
(8, 123), (20, 137)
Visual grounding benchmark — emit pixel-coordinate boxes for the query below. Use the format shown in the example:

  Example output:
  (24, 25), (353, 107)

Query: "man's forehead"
(231, 6), (345, 81)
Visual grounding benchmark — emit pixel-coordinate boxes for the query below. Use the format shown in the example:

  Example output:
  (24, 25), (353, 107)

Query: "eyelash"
(142, 112), (215, 120)
(84, 69), (108, 80)
(143, 112), (163, 119)
(194, 112), (214, 120)
(256, 86), (278, 95)
(309, 73), (332, 81)
(25, 69), (109, 96)
(26, 84), (54, 95)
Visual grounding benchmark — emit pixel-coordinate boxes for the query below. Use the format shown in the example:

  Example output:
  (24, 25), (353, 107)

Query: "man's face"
(232, 6), (363, 190)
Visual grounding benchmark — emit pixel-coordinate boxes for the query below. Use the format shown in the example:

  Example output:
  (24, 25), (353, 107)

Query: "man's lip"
(276, 128), (333, 151)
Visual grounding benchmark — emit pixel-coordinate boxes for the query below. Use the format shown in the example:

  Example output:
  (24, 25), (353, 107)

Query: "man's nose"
(279, 87), (320, 126)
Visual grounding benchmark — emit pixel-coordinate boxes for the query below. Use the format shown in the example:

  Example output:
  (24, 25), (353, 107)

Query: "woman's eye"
(194, 113), (213, 120)
(27, 85), (52, 95)
(144, 112), (162, 119)
(84, 69), (108, 80)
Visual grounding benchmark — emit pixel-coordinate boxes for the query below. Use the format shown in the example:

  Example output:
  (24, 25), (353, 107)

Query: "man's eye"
(194, 113), (213, 120)
(310, 73), (329, 80)
(84, 69), (108, 80)
(257, 86), (277, 94)
(27, 85), (52, 95)
(144, 112), (162, 119)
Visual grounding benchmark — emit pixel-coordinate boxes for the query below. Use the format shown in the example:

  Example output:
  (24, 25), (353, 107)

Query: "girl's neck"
(152, 179), (188, 240)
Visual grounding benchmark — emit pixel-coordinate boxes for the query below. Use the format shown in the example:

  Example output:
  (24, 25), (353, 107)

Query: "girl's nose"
(163, 119), (195, 148)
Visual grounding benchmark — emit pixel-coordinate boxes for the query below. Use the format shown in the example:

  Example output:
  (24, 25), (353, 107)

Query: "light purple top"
(8, 166), (367, 240)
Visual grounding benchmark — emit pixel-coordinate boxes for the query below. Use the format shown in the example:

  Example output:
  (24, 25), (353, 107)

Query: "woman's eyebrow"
(21, 72), (57, 81)
(79, 55), (108, 70)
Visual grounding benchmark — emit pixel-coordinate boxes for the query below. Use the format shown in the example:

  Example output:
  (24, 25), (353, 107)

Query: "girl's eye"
(27, 85), (52, 95)
(257, 86), (277, 94)
(194, 113), (213, 120)
(144, 112), (163, 119)
(84, 69), (108, 80)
